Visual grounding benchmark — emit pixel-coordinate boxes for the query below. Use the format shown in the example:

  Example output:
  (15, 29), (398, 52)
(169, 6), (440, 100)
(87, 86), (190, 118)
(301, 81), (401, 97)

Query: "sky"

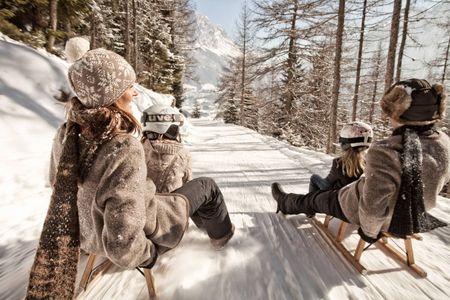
(193, 0), (245, 37)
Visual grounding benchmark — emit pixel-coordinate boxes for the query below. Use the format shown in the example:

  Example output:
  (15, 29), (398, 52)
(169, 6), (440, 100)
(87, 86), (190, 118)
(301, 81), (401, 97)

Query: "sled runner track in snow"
(311, 215), (427, 278)
(76, 254), (156, 299)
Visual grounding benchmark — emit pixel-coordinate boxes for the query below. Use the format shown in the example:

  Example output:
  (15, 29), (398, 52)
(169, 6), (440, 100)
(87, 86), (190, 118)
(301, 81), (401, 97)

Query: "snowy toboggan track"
(75, 120), (449, 299)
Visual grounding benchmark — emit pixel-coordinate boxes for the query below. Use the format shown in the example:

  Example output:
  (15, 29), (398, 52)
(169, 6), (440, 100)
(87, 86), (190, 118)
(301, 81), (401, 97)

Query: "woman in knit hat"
(26, 48), (234, 299)
(271, 78), (450, 243)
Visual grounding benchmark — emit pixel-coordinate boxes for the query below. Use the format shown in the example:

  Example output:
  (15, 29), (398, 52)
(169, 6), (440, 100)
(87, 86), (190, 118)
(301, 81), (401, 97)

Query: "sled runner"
(311, 215), (427, 277)
(76, 253), (156, 299)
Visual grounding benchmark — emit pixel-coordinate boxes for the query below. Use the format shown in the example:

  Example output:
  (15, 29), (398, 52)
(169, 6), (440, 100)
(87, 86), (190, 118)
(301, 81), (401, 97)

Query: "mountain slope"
(183, 13), (240, 119)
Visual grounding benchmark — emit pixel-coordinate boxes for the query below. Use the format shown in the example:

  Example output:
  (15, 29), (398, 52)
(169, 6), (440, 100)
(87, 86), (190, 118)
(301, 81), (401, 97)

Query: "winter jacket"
(338, 129), (450, 238)
(49, 124), (189, 268)
(325, 158), (360, 190)
(142, 139), (192, 193)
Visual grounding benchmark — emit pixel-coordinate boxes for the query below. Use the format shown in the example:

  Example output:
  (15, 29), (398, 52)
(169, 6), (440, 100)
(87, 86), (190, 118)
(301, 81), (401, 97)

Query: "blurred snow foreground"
(1, 39), (450, 300)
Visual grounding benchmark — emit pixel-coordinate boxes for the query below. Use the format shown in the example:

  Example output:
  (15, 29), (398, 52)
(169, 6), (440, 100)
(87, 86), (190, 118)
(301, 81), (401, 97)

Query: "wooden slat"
(336, 222), (348, 242)
(144, 268), (157, 298)
(79, 254), (97, 291)
(354, 239), (366, 261)
(376, 239), (427, 278)
(404, 238), (415, 265)
(311, 218), (367, 275)
(323, 215), (332, 228)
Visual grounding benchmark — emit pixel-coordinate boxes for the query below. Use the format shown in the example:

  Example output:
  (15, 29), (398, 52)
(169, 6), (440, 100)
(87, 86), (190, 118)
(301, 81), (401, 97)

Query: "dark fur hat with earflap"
(381, 79), (448, 126)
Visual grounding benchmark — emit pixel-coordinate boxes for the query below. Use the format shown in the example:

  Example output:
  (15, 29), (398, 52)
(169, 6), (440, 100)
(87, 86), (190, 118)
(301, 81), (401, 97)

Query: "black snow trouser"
(283, 190), (349, 222)
(173, 177), (232, 239)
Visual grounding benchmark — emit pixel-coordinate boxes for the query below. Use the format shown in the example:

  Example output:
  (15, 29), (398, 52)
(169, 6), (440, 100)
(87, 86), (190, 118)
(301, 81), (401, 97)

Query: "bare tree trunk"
(384, 0), (402, 91)
(240, 3), (248, 127)
(284, 1), (298, 116)
(90, 12), (97, 49)
(132, 0), (138, 70)
(327, 0), (345, 154)
(369, 46), (382, 124)
(395, 0), (410, 82)
(125, 0), (131, 62)
(351, 0), (367, 121)
(443, 36), (450, 83)
(65, 19), (72, 36)
(46, 0), (58, 52)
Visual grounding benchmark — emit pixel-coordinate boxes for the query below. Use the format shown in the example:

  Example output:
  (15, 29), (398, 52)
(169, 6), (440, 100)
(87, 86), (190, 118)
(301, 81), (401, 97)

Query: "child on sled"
(309, 121), (373, 193)
(141, 104), (192, 193)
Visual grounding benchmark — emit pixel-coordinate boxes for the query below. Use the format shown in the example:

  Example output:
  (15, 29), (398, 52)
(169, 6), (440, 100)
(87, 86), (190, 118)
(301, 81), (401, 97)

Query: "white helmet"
(142, 104), (183, 134)
(339, 121), (373, 150)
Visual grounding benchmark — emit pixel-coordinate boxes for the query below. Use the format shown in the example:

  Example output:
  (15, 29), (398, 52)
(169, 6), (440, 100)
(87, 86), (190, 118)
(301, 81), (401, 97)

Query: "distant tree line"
(217, 0), (450, 153)
(0, 0), (196, 107)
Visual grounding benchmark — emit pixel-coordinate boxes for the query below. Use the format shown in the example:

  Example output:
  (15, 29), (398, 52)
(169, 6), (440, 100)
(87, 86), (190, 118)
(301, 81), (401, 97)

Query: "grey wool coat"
(49, 124), (189, 268)
(142, 139), (192, 193)
(338, 130), (450, 238)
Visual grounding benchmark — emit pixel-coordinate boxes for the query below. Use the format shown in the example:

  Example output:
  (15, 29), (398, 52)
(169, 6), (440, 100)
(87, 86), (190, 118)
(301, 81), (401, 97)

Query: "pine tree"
(191, 101), (201, 118)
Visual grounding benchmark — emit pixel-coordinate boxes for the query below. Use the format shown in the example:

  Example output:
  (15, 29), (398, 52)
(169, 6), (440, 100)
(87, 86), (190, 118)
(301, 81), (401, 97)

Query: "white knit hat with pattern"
(68, 48), (136, 108)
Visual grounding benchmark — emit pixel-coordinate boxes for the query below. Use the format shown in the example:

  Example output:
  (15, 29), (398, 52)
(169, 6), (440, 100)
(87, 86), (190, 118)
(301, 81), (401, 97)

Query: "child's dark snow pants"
(309, 174), (331, 192)
(281, 189), (349, 222)
(173, 177), (232, 239)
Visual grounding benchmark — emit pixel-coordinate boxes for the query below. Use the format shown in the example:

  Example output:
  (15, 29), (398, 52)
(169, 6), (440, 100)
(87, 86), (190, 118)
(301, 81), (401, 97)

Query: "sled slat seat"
(312, 215), (427, 278)
(77, 253), (156, 299)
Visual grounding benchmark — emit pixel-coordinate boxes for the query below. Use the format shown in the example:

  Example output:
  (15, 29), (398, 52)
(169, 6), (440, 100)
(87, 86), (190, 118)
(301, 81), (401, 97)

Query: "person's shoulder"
(54, 123), (67, 141)
(102, 134), (144, 158)
(366, 137), (401, 164)
(434, 129), (450, 142)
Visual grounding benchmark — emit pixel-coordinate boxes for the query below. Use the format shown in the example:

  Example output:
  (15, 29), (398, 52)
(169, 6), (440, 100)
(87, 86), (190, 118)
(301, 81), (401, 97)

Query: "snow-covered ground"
(1, 38), (450, 300)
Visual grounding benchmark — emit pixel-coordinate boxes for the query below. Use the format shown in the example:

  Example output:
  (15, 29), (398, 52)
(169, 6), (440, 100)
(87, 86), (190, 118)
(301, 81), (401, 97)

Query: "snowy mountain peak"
(194, 13), (240, 58)
(183, 13), (241, 119)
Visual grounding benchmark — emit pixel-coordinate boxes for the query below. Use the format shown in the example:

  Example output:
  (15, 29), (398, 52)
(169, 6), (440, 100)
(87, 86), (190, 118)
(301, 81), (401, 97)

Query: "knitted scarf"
(388, 125), (447, 238)
(26, 121), (81, 299)
(26, 98), (124, 299)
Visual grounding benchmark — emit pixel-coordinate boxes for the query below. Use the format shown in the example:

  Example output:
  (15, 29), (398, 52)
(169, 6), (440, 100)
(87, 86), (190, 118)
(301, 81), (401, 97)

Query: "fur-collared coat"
(338, 129), (450, 238)
(49, 125), (189, 268)
(142, 139), (192, 193)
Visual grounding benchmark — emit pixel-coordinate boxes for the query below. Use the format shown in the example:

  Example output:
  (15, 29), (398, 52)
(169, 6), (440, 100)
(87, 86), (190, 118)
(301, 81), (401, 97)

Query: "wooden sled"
(311, 215), (427, 277)
(77, 253), (157, 299)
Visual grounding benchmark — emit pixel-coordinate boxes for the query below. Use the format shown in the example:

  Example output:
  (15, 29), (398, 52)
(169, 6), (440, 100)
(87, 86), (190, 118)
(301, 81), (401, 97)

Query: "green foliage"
(191, 101), (202, 118)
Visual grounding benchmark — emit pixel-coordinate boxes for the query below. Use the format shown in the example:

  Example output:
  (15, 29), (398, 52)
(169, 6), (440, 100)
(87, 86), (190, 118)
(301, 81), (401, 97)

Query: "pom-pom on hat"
(68, 48), (136, 108)
(381, 78), (447, 126)
(65, 37), (90, 63)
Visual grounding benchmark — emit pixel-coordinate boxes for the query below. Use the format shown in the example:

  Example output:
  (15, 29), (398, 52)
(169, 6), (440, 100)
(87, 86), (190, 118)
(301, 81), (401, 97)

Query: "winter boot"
(271, 182), (315, 216)
(210, 223), (235, 250)
(271, 182), (287, 213)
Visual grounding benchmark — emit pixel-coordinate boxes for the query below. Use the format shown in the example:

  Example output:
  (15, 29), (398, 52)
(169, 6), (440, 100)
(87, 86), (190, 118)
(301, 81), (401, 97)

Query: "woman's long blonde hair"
(337, 147), (367, 177)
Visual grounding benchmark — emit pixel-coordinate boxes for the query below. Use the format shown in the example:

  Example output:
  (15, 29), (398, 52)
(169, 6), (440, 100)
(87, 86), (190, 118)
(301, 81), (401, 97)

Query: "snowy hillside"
(1, 38), (450, 300)
(183, 13), (240, 119)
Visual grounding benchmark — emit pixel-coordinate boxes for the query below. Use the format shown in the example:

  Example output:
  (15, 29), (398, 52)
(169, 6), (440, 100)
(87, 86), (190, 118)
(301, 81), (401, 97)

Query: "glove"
(357, 227), (382, 244)
(139, 244), (158, 269)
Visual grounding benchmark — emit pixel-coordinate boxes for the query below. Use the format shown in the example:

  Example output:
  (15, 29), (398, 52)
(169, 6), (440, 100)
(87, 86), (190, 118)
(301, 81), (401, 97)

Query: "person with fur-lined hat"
(271, 78), (450, 243)
(26, 48), (234, 299)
